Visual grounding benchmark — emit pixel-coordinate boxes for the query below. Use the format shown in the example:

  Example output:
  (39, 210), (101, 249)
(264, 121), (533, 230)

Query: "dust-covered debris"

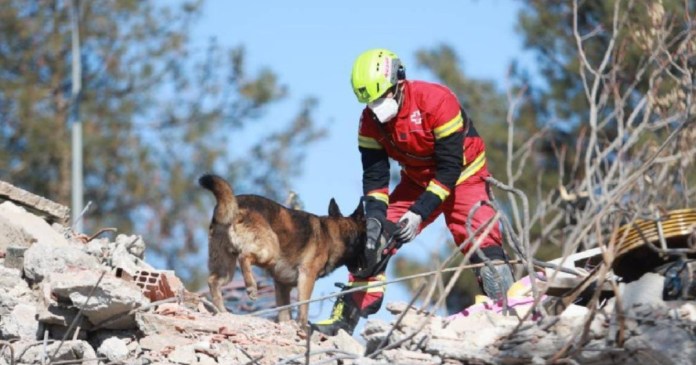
(0, 181), (70, 224)
(0, 183), (695, 364)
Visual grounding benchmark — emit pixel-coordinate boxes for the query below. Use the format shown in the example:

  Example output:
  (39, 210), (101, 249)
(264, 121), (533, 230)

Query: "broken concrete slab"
(109, 236), (154, 275)
(0, 215), (35, 255)
(0, 265), (30, 292)
(0, 266), (32, 317)
(115, 234), (147, 259)
(0, 202), (69, 250)
(318, 329), (364, 358)
(167, 344), (198, 364)
(97, 337), (130, 363)
(623, 314), (696, 364)
(140, 334), (196, 353)
(23, 241), (101, 282)
(425, 338), (495, 363)
(135, 311), (273, 336)
(48, 269), (149, 330)
(0, 304), (40, 340)
(9, 340), (96, 365)
(0, 180), (70, 224)
(36, 301), (93, 329)
(378, 349), (442, 365)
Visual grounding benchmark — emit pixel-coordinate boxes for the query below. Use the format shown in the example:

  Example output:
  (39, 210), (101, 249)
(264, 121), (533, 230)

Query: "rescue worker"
(314, 48), (515, 336)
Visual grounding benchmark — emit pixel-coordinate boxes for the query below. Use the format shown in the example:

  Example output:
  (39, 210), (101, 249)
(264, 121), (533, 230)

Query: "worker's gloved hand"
(355, 218), (383, 278)
(395, 210), (422, 244)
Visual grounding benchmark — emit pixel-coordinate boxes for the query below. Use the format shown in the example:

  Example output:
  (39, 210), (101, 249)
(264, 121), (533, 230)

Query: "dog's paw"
(246, 287), (258, 301)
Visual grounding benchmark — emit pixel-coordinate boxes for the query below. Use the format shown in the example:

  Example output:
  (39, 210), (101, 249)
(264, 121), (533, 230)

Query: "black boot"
(312, 285), (362, 336)
(479, 263), (515, 301)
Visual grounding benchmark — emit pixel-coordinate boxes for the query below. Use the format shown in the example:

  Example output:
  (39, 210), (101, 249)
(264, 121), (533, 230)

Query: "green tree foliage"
(518, 0), (695, 182)
(0, 0), (325, 289)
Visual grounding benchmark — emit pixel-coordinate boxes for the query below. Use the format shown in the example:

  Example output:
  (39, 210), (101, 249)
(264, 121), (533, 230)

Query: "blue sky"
(191, 0), (529, 336)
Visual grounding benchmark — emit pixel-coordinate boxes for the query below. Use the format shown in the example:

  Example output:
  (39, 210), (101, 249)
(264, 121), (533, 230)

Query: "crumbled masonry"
(1, 180), (695, 364)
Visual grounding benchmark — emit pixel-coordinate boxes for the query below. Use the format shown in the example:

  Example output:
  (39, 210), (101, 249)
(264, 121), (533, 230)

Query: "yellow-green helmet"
(351, 49), (404, 104)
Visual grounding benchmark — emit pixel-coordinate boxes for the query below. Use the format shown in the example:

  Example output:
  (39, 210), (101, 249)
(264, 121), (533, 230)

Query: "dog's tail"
(199, 174), (238, 224)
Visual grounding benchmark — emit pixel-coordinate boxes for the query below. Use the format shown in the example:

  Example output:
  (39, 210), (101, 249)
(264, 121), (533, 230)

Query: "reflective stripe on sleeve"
(358, 135), (383, 149)
(426, 180), (451, 201)
(433, 112), (463, 139)
(367, 191), (389, 205)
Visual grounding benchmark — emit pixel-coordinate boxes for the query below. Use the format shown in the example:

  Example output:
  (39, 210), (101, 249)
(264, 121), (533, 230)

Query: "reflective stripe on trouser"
(347, 273), (386, 315)
(386, 165), (503, 253)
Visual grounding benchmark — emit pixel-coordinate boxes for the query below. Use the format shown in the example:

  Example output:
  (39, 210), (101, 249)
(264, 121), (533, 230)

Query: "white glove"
(395, 211), (422, 243)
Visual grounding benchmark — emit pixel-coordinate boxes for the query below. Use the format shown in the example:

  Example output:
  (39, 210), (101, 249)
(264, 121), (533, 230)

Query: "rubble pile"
(0, 188), (357, 365)
(1, 181), (695, 364)
(360, 290), (696, 364)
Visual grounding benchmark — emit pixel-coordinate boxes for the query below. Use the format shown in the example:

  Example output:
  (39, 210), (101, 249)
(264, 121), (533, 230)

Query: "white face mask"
(368, 97), (399, 123)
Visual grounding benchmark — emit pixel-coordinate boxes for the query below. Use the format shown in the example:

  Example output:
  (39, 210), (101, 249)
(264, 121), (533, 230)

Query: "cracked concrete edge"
(0, 180), (70, 224)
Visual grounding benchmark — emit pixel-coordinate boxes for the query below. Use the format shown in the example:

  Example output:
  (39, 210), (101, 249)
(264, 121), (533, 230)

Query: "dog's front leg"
(239, 254), (258, 300)
(296, 268), (317, 327)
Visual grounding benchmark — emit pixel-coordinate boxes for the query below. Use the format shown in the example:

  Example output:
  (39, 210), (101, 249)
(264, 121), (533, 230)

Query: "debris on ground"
(1, 180), (695, 364)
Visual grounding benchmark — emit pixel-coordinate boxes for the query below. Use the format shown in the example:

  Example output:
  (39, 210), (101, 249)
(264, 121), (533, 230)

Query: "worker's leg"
(444, 173), (514, 301)
(314, 176), (435, 336)
(312, 273), (387, 336)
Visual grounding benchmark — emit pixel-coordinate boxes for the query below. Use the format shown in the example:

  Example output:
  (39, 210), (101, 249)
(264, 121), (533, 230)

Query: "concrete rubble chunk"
(197, 352), (218, 365)
(0, 202), (69, 250)
(11, 340), (96, 365)
(23, 241), (101, 282)
(168, 344), (198, 364)
(319, 329), (364, 358)
(115, 234), (147, 258)
(623, 321), (696, 364)
(0, 180), (70, 224)
(136, 311), (259, 336)
(0, 215), (35, 255)
(620, 272), (666, 309)
(37, 301), (93, 329)
(380, 349), (443, 365)
(110, 234), (154, 275)
(97, 337), (130, 363)
(425, 338), (495, 363)
(49, 269), (149, 330)
(677, 302), (696, 322)
(0, 304), (39, 340)
(0, 266), (32, 316)
(140, 334), (196, 353)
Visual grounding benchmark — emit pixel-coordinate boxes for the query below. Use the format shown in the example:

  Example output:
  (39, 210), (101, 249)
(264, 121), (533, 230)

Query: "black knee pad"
(470, 245), (507, 263)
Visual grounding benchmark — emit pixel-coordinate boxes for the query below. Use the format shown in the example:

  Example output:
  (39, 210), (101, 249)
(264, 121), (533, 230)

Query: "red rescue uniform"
(348, 80), (504, 312)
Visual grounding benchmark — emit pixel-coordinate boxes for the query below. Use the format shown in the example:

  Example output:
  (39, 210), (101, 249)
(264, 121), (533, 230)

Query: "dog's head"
(327, 198), (367, 272)
(327, 197), (365, 221)
(328, 198), (342, 218)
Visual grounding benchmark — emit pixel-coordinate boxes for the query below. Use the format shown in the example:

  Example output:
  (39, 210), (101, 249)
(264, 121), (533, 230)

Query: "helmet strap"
(394, 82), (405, 109)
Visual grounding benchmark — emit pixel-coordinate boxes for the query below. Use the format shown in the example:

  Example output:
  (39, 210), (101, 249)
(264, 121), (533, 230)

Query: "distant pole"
(70, 0), (83, 232)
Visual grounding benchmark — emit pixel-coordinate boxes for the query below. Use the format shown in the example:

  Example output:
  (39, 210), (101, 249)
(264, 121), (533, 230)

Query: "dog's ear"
(350, 199), (365, 219)
(328, 198), (342, 217)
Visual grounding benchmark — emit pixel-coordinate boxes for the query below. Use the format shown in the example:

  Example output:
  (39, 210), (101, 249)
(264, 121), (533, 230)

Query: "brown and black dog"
(199, 174), (366, 325)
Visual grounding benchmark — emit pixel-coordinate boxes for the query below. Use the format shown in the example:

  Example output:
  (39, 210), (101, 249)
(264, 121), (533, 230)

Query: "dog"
(199, 173), (366, 325)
